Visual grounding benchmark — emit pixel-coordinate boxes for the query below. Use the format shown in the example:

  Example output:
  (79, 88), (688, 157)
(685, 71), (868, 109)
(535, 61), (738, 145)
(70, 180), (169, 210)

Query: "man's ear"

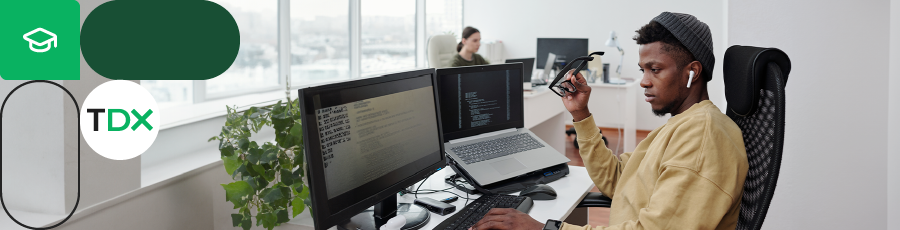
(688, 61), (703, 85)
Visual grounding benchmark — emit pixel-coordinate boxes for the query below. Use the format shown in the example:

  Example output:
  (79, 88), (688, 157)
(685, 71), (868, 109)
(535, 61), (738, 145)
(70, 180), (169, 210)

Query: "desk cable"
(403, 169), (474, 207)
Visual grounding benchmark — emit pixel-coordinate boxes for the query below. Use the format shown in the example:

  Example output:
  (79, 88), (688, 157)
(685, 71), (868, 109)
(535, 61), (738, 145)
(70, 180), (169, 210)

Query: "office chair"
(427, 34), (457, 68)
(576, 45), (791, 230)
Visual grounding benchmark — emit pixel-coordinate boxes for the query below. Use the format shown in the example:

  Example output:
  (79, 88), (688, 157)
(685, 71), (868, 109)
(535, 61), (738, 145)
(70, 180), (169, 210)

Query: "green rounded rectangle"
(0, 0), (80, 80)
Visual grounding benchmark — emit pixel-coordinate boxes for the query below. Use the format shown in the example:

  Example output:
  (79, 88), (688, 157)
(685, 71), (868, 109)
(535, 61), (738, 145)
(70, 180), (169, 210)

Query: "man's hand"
(561, 70), (592, 122)
(468, 208), (544, 230)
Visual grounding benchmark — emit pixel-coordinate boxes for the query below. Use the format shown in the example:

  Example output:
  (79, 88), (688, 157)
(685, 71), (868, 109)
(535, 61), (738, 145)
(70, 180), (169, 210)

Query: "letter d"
(107, 109), (130, 131)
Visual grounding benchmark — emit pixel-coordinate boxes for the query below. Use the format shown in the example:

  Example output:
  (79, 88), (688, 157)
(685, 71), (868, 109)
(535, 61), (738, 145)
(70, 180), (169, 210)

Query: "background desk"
(523, 87), (568, 154)
(527, 82), (638, 153)
(281, 166), (595, 230)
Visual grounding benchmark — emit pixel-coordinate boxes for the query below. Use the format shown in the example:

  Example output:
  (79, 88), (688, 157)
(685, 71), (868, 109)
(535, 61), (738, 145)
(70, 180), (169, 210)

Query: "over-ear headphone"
(687, 70), (694, 88)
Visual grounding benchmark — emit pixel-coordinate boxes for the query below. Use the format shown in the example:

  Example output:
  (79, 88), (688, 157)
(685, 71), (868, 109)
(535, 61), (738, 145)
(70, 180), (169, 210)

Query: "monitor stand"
(338, 195), (429, 230)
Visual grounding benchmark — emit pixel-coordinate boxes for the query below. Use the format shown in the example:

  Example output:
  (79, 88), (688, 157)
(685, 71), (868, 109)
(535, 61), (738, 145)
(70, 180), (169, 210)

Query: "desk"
(581, 82), (637, 153)
(526, 82), (638, 153)
(281, 166), (595, 230)
(403, 166), (595, 229)
(523, 87), (568, 154)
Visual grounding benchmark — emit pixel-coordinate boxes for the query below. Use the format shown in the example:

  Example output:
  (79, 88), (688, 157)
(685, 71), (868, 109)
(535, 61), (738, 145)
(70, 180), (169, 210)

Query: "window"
(143, 80), (192, 108)
(290, 0), (350, 86)
(205, 0), (280, 98)
(426, 0), (463, 41)
(361, 0), (416, 76)
(143, 0), (463, 113)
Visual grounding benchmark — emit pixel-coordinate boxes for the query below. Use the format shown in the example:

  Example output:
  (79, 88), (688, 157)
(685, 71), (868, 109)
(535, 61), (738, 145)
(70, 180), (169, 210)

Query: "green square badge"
(0, 0), (80, 80)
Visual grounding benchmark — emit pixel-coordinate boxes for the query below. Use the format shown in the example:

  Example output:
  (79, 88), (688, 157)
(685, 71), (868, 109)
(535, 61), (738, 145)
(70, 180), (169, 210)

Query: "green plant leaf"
(291, 196), (305, 218)
(292, 167), (305, 180)
(278, 152), (291, 170)
(289, 123), (302, 143)
(280, 168), (293, 186)
(221, 126), (231, 137)
(231, 164), (248, 179)
(260, 148), (278, 164)
(280, 186), (292, 200)
(257, 211), (277, 229)
(208, 136), (218, 142)
(221, 181), (253, 209)
(223, 155), (240, 175)
(265, 169), (276, 182)
(249, 164), (265, 178)
(218, 138), (227, 149)
(298, 184), (309, 199)
(276, 209), (289, 223)
(304, 198), (313, 211)
(246, 148), (261, 164)
(243, 176), (266, 191)
(241, 216), (251, 230)
(291, 183), (303, 194)
(272, 100), (284, 113)
(260, 187), (283, 203)
(231, 213), (242, 227)
(220, 144), (235, 157)
(238, 138), (250, 151)
(272, 115), (290, 132)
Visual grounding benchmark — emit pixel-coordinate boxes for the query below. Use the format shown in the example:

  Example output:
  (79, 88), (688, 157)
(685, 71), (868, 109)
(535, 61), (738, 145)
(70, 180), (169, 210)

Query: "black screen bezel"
(298, 69), (446, 230)
(435, 63), (525, 141)
(505, 58), (535, 83)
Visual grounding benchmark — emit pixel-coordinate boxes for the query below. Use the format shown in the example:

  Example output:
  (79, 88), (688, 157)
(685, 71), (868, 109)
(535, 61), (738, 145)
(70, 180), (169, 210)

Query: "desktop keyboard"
(451, 133), (545, 164)
(434, 194), (534, 230)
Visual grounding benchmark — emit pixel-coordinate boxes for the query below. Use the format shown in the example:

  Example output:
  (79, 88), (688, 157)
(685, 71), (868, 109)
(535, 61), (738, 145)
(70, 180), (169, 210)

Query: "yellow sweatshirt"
(562, 100), (748, 230)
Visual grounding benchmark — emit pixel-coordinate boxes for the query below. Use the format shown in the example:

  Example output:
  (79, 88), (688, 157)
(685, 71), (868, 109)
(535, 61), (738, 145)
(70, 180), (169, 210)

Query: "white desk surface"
(401, 165), (595, 229)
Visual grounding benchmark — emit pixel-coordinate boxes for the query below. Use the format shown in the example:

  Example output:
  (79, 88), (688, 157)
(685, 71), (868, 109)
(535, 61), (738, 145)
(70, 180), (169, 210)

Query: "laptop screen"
(436, 63), (524, 141)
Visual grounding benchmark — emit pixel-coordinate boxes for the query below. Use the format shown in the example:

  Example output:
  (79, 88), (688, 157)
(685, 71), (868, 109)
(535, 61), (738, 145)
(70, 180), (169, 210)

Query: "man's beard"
(652, 100), (679, 117)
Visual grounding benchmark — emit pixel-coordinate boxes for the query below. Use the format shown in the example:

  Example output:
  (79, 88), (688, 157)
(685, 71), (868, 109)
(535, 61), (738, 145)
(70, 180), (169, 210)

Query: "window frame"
(153, 0), (463, 130)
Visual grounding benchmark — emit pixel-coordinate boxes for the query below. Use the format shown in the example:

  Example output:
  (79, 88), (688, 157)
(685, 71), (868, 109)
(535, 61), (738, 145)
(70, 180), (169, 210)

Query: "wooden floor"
(564, 126), (650, 227)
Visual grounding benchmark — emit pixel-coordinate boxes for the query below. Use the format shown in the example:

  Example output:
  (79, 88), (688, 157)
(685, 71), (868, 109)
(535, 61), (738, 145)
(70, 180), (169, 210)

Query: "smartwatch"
(543, 219), (562, 230)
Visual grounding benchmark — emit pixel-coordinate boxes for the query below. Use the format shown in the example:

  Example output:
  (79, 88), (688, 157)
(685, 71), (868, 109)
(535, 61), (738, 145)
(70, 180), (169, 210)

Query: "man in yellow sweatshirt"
(470, 12), (748, 230)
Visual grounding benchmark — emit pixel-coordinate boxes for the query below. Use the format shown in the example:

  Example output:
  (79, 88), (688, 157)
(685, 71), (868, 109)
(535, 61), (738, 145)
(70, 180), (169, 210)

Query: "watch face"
(544, 220), (562, 230)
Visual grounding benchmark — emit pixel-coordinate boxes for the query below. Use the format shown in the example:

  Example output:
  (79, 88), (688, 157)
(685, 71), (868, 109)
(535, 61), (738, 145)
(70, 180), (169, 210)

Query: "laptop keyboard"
(451, 133), (545, 164)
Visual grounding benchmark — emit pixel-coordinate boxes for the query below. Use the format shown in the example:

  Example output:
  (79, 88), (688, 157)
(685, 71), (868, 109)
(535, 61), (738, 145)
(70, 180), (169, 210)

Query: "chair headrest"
(723, 45), (791, 117)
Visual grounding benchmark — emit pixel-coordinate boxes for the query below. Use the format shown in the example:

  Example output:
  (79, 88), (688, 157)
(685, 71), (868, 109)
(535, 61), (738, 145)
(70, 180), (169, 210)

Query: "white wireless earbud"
(687, 70), (694, 88)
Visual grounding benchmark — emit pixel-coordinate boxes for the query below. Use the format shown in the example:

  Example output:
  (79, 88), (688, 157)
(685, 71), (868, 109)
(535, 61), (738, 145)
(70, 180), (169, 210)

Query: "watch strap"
(543, 219), (562, 230)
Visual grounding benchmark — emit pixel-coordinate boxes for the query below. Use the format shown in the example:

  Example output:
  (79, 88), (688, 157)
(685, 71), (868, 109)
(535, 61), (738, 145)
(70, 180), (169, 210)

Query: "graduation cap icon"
(23, 28), (57, 53)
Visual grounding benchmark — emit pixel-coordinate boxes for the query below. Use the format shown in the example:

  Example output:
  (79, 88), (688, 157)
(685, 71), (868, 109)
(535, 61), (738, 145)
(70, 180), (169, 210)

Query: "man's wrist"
(570, 109), (591, 122)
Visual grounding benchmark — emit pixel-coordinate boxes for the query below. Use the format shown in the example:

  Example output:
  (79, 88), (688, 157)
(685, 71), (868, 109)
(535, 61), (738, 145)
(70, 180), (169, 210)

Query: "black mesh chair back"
(723, 45), (791, 230)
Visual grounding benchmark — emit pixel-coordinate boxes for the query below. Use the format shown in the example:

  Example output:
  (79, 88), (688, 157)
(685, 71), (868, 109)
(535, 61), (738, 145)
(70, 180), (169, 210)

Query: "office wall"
(889, 0), (900, 229)
(729, 0), (889, 229)
(464, 0), (727, 131)
(0, 81), (66, 215)
(48, 162), (226, 230)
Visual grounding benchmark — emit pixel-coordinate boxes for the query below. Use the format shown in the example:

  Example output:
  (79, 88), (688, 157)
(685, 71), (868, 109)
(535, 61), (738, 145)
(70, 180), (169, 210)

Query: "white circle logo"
(80, 80), (159, 160)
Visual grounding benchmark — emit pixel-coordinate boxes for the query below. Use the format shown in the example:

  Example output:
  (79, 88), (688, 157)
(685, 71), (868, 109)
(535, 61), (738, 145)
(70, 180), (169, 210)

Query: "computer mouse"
(519, 184), (557, 200)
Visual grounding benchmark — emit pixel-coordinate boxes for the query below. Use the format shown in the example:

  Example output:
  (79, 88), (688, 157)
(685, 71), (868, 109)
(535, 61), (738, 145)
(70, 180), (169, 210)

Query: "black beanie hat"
(652, 12), (714, 82)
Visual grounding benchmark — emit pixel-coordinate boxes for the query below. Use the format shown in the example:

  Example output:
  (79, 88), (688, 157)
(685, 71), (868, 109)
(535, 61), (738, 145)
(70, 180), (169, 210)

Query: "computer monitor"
(505, 58), (535, 83)
(535, 38), (589, 69)
(299, 68), (446, 230)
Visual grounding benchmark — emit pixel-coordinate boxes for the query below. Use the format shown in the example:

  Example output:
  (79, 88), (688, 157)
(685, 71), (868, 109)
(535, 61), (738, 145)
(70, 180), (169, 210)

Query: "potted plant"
(209, 93), (311, 230)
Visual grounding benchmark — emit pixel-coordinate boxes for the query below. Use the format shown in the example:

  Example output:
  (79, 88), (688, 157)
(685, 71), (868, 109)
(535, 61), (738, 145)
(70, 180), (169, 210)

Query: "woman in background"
(452, 26), (490, 67)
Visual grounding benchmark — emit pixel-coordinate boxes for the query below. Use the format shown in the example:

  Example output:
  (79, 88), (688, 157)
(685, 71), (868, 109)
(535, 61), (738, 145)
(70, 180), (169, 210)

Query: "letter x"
(131, 109), (153, 131)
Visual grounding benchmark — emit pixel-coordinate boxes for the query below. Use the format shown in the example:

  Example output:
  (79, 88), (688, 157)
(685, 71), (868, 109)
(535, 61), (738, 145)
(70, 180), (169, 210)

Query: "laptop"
(505, 58), (535, 90)
(435, 63), (570, 186)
